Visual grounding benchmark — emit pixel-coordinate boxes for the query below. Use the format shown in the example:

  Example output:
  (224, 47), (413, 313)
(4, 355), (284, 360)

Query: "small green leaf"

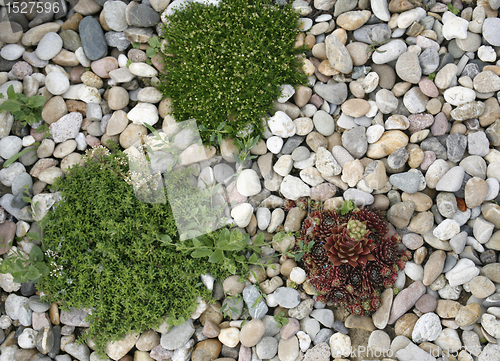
(190, 248), (212, 258)
(29, 245), (44, 263)
(339, 199), (356, 215)
(6, 85), (17, 100)
(0, 100), (21, 113)
(253, 232), (265, 246)
(208, 249), (223, 263)
(248, 253), (258, 264)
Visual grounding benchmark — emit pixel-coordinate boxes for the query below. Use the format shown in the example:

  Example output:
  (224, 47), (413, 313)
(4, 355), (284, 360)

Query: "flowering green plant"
(157, 0), (307, 145)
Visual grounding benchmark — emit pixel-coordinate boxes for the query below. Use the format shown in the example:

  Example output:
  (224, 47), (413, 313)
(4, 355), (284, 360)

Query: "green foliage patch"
(0, 85), (46, 126)
(157, 0), (307, 145)
(34, 145), (254, 354)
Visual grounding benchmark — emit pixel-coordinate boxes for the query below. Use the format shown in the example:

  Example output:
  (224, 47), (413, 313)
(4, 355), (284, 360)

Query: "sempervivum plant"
(298, 202), (411, 316)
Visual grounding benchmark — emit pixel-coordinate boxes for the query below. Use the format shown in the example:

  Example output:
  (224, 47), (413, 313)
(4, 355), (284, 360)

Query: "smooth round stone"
(483, 17), (500, 46)
(1, 44), (25, 61)
(35, 32), (63, 60)
(267, 111), (295, 138)
(415, 294), (437, 313)
(107, 86), (129, 110)
(239, 319), (265, 347)
(395, 52), (422, 84)
(324, 33), (353, 74)
(236, 169), (261, 197)
(403, 87), (429, 114)
(103, 0), (128, 31)
(256, 337), (278, 359)
(45, 72), (70, 95)
(127, 103), (158, 126)
(0, 136), (22, 160)
(266, 136), (283, 154)
(79, 16), (107, 61)
(372, 39), (407, 64)
(129, 62), (158, 77)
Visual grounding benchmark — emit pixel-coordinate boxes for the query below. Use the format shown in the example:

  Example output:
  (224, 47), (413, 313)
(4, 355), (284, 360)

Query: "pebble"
(79, 16), (107, 61)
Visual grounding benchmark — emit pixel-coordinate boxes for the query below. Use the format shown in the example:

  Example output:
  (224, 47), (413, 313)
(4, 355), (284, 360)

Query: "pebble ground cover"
(0, 0), (499, 361)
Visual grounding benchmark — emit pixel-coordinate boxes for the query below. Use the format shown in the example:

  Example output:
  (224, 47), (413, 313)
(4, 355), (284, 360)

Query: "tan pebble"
(295, 32), (305, 49)
(346, 42), (369, 66)
(370, 194), (390, 211)
(414, 247), (428, 265)
(200, 303), (223, 327)
(479, 97), (500, 127)
(392, 82), (412, 97)
(312, 43), (326, 59)
(423, 250), (446, 286)
(408, 147), (425, 167)
(455, 303), (481, 327)
(52, 49), (79, 67)
(345, 314), (376, 331)
(81, 71), (103, 89)
(421, 30), (438, 41)
(304, 34), (315, 49)
(394, 313), (418, 338)
(436, 300), (462, 318)
(349, 81), (366, 98)
(336, 10), (371, 30)
(62, 13), (83, 31)
(407, 211), (434, 235)
(324, 196), (344, 210)
(302, 58), (315, 76)
(332, 28), (347, 44)
(450, 122), (467, 135)
(483, 65), (500, 76)
(318, 59), (339, 76)
(426, 98), (442, 115)
(441, 103), (452, 118)
(280, 259), (297, 277)
(366, 130), (409, 159)
(388, 13), (399, 28)
(49, 302), (59, 325)
(341, 99), (371, 117)
(401, 191), (432, 211)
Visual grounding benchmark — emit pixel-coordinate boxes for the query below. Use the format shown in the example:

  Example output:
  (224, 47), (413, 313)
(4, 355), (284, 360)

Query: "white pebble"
(289, 267), (307, 284)
(267, 136), (283, 154)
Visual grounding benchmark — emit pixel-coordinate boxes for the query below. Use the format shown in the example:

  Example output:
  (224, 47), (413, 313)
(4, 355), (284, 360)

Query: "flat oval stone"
(325, 33), (352, 74)
(79, 16), (107, 61)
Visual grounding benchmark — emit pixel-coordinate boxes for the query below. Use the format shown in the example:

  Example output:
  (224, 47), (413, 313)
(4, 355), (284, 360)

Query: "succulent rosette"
(298, 203), (411, 316)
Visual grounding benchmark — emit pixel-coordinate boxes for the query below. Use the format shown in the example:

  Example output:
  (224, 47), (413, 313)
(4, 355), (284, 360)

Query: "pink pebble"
(431, 112), (449, 136)
(418, 77), (439, 98)
(90, 56), (118, 78)
(420, 151), (436, 171)
(86, 134), (101, 147)
(408, 113), (434, 134)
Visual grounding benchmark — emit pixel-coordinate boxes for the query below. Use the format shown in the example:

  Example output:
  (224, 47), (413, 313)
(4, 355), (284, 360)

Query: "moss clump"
(157, 0), (308, 145)
(37, 146), (233, 354)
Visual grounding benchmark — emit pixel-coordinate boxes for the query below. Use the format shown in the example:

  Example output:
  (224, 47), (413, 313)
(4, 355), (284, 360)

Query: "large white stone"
(268, 111), (296, 138)
(127, 103), (159, 126)
(236, 169), (261, 196)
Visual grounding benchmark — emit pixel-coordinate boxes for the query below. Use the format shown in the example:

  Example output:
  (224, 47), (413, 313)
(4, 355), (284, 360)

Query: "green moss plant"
(157, 0), (308, 145)
(35, 144), (266, 355)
